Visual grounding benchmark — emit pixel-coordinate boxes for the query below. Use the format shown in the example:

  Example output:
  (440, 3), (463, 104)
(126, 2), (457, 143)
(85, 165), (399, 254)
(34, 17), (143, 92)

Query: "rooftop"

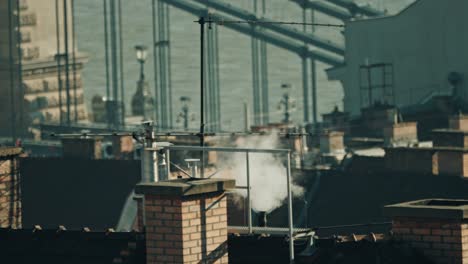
(384, 198), (468, 220)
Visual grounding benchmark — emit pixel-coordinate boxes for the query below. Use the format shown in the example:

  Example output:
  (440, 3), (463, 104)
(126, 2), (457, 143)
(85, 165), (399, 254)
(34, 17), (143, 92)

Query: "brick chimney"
(432, 130), (468, 177)
(112, 135), (134, 160)
(449, 114), (468, 131)
(0, 147), (22, 229)
(384, 199), (468, 264)
(135, 178), (235, 264)
(61, 137), (102, 159)
(319, 131), (344, 154)
(383, 122), (418, 147)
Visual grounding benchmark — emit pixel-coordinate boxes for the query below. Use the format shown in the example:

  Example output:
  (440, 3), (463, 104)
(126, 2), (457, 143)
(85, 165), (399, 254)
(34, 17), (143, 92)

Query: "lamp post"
(135, 45), (148, 80)
(132, 45), (154, 121)
(278, 83), (296, 123)
(177, 96), (195, 131)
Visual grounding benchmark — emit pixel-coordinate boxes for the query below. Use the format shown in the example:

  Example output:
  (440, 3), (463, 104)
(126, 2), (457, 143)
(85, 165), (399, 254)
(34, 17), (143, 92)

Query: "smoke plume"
(219, 132), (304, 213)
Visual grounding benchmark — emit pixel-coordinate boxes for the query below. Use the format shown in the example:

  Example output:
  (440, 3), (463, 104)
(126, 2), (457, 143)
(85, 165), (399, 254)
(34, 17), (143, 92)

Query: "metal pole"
(246, 151), (252, 234)
(110, 0), (119, 128)
(103, 0), (111, 128)
(71, 0), (78, 122)
(165, 148), (170, 179)
(198, 16), (206, 178)
(286, 152), (295, 263)
(118, 0), (125, 126)
(63, 0), (71, 126)
(55, 0), (63, 125)
(310, 9), (318, 124)
(16, 0), (23, 135)
(302, 2), (309, 123)
(151, 0), (160, 128)
(165, 4), (173, 129)
(7, 0), (16, 142)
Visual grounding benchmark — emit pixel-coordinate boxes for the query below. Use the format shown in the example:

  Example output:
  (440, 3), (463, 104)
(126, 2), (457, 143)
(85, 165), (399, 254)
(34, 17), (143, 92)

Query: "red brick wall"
(144, 193), (228, 264)
(392, 216), (468, 264)
(0, 157), (21, 228)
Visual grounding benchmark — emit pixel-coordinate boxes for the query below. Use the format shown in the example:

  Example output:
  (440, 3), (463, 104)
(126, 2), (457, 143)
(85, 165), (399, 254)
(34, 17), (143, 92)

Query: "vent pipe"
(258, 211), (268, 227)
(141, 121), (158, 183)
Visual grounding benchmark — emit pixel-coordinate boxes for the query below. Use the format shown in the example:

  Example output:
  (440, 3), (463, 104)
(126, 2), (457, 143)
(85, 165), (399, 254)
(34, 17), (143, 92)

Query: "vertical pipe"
(199, 17), (205, 178)
(244, 101), (250, 132)
(16, 0), (23, 135)
(286, 152), (295, 263)
(63, 0), (71, 126)
(118, 0), (125, 126)
(165, 148), (170, 179)
(246, 151), (252, 234)
(8, 0), (17, 142)
(55, 0), (63, 125)
(151, 0), (160, 128)
(71, 0), (78, 122)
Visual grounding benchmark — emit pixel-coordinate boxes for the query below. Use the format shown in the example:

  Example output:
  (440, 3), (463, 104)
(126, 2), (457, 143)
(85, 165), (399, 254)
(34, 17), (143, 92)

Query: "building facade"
(328, 0), (468, 117)
(0, 0), (87, 138)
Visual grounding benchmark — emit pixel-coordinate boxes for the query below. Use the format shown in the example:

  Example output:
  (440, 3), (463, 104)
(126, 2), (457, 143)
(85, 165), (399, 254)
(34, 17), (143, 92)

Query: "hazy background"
(75, 0), (414, 130)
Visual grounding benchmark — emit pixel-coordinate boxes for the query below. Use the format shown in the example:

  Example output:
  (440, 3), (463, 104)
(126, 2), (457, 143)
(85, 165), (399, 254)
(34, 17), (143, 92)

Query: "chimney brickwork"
(385, 199), (468, 264)
(449, 115), (468, 131)
(319, 131), (344, 154)
(136, 178), (235, 264)
(0, 148), (22, 229)
(383, 122), (418, 147)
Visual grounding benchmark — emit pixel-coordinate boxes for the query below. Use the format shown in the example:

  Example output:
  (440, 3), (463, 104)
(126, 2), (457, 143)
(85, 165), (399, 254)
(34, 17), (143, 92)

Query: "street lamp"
(278, 83), (296, 123)
(177, 96), (195, 131)
(135, 45), (148, 80)
(132, 44), (153, 120)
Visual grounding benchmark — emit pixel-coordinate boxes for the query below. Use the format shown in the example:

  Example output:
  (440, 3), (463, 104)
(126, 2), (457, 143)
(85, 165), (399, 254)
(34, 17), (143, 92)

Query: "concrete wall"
(330, 0), (468, 116)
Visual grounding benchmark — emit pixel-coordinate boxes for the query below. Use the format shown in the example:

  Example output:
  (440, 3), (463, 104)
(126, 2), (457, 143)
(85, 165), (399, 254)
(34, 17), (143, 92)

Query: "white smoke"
(219, 132), (304, 213)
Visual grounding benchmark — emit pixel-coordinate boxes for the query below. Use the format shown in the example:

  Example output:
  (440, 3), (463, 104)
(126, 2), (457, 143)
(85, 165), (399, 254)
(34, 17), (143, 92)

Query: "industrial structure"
(328, 0), (467, 116)
(0, 0), (88, 140)
(149, 0), (386, 131)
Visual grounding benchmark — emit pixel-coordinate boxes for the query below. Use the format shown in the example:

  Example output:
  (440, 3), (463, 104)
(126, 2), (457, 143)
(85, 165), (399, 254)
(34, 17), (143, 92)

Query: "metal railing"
(156, 145), (297, 263)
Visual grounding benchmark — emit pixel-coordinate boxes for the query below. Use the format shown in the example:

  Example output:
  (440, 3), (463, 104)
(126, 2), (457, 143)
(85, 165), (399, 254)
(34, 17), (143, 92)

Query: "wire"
(196, 18), (345, 28)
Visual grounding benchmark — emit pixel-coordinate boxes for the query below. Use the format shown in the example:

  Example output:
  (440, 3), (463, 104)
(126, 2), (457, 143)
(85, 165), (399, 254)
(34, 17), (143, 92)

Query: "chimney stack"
(449, 113), (468, 131)
(61, 137), (103, 159)
(319, 131), (344, 154)
(136, 178), (235, 264)
(385, 199), (468, 264)
(383, 122), (418, 147)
